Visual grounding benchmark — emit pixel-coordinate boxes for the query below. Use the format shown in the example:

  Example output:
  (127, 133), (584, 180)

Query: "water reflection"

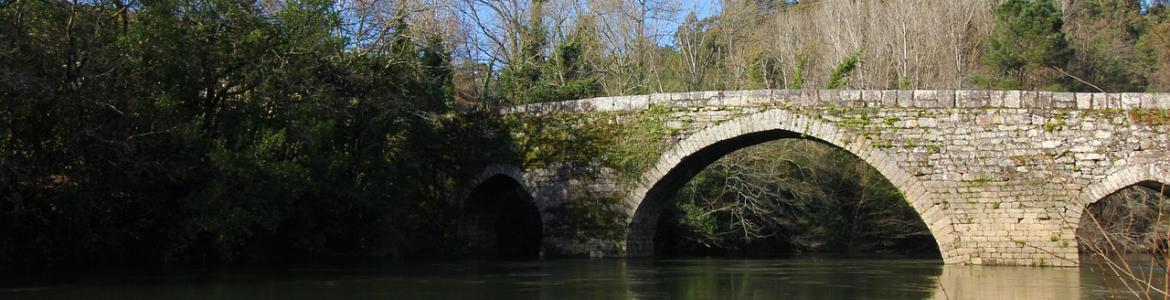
(931, 266), (1085, 300)
(0, 257), (1137, 299)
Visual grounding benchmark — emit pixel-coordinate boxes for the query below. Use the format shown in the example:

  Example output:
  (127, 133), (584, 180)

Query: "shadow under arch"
(461, 167), (543, 259)
(624, 109), (962, 263)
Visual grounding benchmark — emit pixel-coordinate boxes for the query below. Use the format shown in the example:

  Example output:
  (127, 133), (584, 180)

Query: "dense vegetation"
(0, 0), (517, 269)
(453, 0), (1170, 104)
(1079, 185), (1170, 254)
(656, 140), (939, 257)
(3, 0), (1170, 269)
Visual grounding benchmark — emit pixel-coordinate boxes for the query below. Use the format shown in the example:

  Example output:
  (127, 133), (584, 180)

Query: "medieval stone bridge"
(460, 89), (1170, 267)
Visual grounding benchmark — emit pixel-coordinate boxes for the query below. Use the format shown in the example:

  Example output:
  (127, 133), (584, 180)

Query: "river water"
(0, 256), (1151, 299)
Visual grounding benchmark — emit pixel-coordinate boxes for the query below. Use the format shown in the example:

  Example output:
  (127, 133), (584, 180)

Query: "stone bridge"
(460, 89), (1170, 266)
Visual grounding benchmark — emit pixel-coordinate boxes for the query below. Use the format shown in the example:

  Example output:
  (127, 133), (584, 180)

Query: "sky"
(655, 0), (721, 47)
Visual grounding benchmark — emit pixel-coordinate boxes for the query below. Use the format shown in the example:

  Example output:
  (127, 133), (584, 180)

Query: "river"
(0, 256), (1152, 299)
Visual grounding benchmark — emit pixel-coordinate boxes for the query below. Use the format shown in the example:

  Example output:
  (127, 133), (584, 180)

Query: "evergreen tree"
(986, 0), (1073, 90)
(498, 0), (548, 104)
(421, 35), (455, 112)
(827, 50), (862, 89)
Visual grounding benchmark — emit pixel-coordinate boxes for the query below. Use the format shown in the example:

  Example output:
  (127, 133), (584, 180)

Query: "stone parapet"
(500, 90), (1170, 114)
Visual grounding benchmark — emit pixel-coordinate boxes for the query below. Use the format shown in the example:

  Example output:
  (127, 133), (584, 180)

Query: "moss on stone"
(1128, 109), (1170, 125)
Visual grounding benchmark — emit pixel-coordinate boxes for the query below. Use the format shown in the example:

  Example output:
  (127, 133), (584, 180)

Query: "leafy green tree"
(660, 140), (937, 256)
(1062, 0), (1149, 92)
(791, 53), (807, 89)
(0, 0), (508, 270)
(498, 0), (548, 104)
(747, 53), (782, 89)
(986, 0), (1074, 90)
(1137, 7), (1170, 91)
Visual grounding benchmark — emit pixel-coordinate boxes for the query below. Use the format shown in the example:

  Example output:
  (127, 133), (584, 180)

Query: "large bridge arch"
(623, 109), (963, 263)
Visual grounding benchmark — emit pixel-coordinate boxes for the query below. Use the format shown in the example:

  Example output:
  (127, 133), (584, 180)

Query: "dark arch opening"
(627, 129), (940, 258)
(1078, 181), (1170, 258)
(462, 175), (542, 259)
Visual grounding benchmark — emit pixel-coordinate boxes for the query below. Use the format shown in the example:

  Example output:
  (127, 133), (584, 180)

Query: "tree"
(986, 0), (1073, 90)
(1061, 0), (1149, 92)
(661, 140), (937, 256)
(675, 12), (723, 91)
(827, 50), (862, 89)
(497, 0), (548, 104)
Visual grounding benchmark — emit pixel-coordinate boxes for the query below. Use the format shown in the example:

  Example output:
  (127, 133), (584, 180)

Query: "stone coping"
(498, 89), (1170, 114)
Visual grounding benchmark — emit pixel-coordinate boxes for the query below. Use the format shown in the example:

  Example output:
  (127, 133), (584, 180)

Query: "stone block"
(860, 90), (882, 107)
(1022, 91), (1053, 108)
(914, 90), (939, 108)
(1075, 93), (1092, 109)
(988, 91), (1007, 107)
(1152, 93), (1170, 109)
(957, 90), (991, 108)
(784, 89), (806, 105)
(1052, 92), (1075, 109)
(648, 92), (675, 106)
(939, 90), (957, 108)
(897, 90), (915, 107)
(1121, 93), (1143, 109)
(880, 90), (899, 107)
(815, 89), (839, 106)
(1002, 90), (1022, 108)
(1094, 93), (1121, 109)
(1138, 93), (1158, 109)
(840, 89), (863, 107)
(799, 89), (819, 107)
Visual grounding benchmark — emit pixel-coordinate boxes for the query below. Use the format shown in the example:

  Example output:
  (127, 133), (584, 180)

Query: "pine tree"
(986, 0), (1073, 90)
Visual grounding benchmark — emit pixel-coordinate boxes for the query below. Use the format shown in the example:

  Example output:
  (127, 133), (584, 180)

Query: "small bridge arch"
(460, 165), (543, 259)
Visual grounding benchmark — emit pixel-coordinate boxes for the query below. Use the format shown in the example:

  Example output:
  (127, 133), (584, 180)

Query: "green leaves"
(986, 0), (1073, 90)
(665, 140), (937, 255)
(0, 0), (488, 268)
(827, 50), (862, 89)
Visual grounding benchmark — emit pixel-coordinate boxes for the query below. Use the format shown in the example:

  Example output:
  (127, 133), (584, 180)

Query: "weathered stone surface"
(481, 89), (1170, 267)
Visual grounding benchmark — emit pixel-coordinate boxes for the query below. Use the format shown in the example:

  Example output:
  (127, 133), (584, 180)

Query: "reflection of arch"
(461, 165), (543, 259)
(624, 109), (961, 263)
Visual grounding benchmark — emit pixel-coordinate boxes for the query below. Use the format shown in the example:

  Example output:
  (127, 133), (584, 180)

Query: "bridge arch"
(460, 165), (543, 259)
(1077, 162), (1170, 208)
(624, 109), (963, 263)
(1070, 162), (1170, 259)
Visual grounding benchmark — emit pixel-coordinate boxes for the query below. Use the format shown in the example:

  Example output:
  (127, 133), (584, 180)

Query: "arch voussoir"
(1078, 162), (1170, 207)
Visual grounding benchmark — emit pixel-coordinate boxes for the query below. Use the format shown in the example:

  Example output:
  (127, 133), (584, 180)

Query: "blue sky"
(654, 0), (720, 46)
(688, 0), (722, 20)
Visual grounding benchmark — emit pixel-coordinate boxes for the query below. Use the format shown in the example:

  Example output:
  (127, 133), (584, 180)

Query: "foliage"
(827, 50), (862, 89)
(660, 140), (938, 256)
(496, 0), (599, 105)
(747, 53), (783, 89)
(986, 0), (1073, 90)
(1079, 185), (1170, 254)
(0, 0), (515, 269)
(510, 105), (675, 180)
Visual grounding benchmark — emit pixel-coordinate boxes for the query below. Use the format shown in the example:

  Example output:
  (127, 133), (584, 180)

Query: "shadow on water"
(0, 256), (1140, 300)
